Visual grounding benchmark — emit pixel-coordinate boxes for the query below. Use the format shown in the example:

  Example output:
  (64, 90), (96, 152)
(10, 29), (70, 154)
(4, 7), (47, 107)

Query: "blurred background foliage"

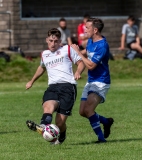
(0, 54), (142, 82)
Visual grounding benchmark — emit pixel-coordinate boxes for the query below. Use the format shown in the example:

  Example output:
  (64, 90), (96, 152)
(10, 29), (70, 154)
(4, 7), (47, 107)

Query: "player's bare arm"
(71, 44), (97, 70)
(26, 66), (46, 90)
(74, 60), (85, 80)
(80, 55), (97, 70)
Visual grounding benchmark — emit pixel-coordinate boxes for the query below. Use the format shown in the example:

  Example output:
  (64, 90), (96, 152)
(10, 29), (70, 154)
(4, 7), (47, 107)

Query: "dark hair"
(87, 18), (104, 32)
(47, 28), (61, 39)
(127, 15), (135, 21)
(59, 17), (66, 22)
(83, 13), (90, 19)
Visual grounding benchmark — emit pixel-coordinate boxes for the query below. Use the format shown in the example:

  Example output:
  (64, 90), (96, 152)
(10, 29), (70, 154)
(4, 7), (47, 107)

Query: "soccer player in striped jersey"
(71, 18), (114, 143)
(26, 28), (84, 145)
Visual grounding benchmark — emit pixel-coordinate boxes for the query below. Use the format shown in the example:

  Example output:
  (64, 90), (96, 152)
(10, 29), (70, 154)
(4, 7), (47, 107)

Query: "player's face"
(85, 22), (97, 38)
(46, 35), (61, 52)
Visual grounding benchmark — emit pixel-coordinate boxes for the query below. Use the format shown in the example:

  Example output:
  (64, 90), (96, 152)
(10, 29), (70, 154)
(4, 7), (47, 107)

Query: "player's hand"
(71, 44), (80, 53)
(26, 81), (33, 90)
(74, 71), (81, 80)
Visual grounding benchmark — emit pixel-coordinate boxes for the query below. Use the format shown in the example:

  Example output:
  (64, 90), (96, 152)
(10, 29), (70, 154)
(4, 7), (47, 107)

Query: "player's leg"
(54, 113), (68, 144)
(90, 83), (114, 139)
(80, 95), (113, 131)
(84, 93), (106, 143)
(130, 42), (142, 53)
(53, 83), (77, 144)
(40, 100), (58, 125)
(79, 101), (87, 117)
(26, 85), (59, 134)
(26, 100), (58, 134)
(80, 82), (113, 142)
(79, 82), (89, 117)
(40, 86), (59, 126)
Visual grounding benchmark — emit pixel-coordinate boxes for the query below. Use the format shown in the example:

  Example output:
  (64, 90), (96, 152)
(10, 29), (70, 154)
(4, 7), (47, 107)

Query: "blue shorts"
(81, 82), (110, 103)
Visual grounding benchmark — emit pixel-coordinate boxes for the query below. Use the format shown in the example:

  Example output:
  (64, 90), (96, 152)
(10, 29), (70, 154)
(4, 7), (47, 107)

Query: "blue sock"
(89, 113), (106, 141)
(99, 114), (109, 125)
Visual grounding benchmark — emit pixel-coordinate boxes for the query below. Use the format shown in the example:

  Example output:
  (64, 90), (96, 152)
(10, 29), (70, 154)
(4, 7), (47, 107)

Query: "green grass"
(0, 55), (48, 82)
(0, 79), (142, 160)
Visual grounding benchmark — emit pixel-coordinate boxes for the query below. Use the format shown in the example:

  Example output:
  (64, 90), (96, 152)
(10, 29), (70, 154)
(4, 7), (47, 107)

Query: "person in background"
(77, 14), (90, 50)
(119, 15), (142, 54)
(57, 18), (72, 46)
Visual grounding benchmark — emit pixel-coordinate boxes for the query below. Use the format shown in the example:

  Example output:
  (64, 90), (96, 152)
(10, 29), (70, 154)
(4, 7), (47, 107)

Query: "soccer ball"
(42, 124), (60, 142)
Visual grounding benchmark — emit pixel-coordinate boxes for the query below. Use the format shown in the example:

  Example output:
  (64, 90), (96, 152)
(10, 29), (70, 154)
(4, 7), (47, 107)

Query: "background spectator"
(119, 15), (142, 54)
(57, 18), (72, 46)
(77, 14), (90, 50)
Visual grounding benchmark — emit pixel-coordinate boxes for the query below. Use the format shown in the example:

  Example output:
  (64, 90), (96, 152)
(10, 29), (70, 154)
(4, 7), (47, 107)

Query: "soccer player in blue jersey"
(71, 18), (114, 143)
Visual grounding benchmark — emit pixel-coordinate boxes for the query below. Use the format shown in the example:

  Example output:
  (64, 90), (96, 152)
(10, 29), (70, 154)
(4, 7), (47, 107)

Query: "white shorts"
(81, 82), (110, 103)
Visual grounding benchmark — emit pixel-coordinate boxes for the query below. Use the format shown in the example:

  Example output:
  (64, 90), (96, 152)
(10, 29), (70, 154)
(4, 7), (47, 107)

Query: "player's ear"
(94, 27), (98, 34)
(46, 38), (48, 43)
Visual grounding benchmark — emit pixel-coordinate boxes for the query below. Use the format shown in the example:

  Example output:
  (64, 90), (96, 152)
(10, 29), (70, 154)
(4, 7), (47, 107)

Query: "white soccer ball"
(42, 124), (60, 142)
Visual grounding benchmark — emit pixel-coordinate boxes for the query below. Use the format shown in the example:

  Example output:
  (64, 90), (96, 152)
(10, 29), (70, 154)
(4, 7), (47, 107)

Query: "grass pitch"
(0, 79), (142, 160)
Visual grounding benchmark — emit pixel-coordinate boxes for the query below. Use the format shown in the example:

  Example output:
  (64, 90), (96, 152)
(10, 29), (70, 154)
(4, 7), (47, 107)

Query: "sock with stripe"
(88, 113), (106, 142)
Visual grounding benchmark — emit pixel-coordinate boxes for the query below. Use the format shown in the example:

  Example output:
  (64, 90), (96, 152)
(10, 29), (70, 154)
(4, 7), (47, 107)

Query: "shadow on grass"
(0, 131), (20, 134)
(108, 138), (142, 143)
(71, 138), (142, 145)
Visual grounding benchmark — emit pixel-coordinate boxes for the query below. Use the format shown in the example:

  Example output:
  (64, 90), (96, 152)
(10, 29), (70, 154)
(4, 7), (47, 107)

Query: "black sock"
(58, 130), (66, 143)
(40, 113), (52, 125)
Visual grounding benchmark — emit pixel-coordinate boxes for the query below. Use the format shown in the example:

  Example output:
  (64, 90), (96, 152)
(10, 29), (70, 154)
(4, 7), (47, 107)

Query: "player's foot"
(95, 140), (107, 144)
(103, 118), (114, 138)
(26, 120), (45, 135)
(50, 140), (61, 145)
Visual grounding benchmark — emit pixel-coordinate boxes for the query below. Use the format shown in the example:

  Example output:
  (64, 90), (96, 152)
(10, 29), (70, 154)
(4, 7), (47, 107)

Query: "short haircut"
(59, 17), (66, 22)
(47, 28), (61, 39)
(87, 18), (104, 32)
(83, 13), (90, 19)
(127, 15), (136, 21)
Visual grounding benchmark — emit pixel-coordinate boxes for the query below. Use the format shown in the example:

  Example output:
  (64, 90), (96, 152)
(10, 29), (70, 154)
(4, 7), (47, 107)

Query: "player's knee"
(83, 107), (93, 118)
(43, 107), (54, 114)
(83, 108), (89, 116)
(79, 110), (86, 117)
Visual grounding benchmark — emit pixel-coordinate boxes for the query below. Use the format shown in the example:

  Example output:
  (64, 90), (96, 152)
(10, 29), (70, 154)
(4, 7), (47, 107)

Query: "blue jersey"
(86, 37), (110, 84)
